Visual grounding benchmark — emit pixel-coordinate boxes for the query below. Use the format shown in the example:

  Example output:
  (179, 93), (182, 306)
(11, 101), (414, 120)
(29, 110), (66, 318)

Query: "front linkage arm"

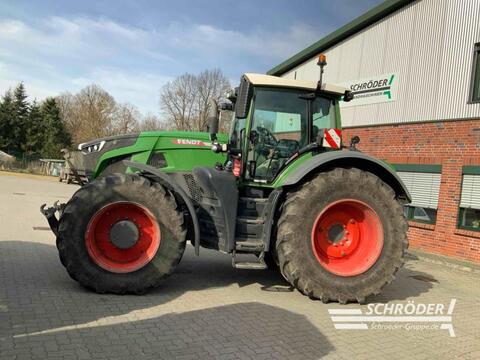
(40, 201), (65, 237)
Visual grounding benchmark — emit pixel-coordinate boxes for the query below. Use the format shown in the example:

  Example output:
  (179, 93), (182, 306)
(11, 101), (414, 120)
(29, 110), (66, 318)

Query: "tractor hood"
(78, 133), (140, 154)
(77, 131), (226, 153)
(77, 133), (141, 176)
(72, 131), (228, 180)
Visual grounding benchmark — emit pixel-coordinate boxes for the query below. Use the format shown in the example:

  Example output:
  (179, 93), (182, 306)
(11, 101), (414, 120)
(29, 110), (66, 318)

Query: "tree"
(57, 86), (141, 144)
(57, 85), (116, 144)
(113, 103), (140, 134)
(12, 83), (30, 153)
(160, 69), (231, 132)
(24, 101), (44, 155)
(160, 73), (198, 131)
(56, 92), (77, 137)
(40, 98), (71, 158)
(75, 84), (117, 141)
(139, 113), (168, 131)
(194, 69), (231, 131)
(1, 82), (146, 158)
(0, 90), (15, 152)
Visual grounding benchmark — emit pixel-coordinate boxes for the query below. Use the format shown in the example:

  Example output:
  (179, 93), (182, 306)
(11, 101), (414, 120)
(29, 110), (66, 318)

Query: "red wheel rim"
(311, 199), (383, 276)
(85, 202), (160, 273)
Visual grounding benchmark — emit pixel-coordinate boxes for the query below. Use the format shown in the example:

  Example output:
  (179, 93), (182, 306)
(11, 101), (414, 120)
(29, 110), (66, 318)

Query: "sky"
(0, 0), (383, 116)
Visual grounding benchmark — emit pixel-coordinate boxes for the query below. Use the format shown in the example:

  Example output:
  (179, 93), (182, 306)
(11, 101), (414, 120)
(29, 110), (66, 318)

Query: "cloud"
(0, 17), (170, 63)
(0, 14), (320, 67)
(166, 22), (320, 61)
(0, 61), (60, 101)
(0, 60), (170, 114)
(0, 78), (57, 101)
(71, 68), (173, 114)
(0, 15), (322, 114)
(0, 17), (173, 113)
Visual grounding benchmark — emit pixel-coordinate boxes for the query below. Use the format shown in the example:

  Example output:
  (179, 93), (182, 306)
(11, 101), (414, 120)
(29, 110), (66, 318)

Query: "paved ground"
(0, 172), (479, 360)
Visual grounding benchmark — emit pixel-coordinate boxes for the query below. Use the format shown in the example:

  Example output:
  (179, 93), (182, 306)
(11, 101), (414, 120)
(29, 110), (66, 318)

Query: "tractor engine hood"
(78, 133), (140, 154)
(76, 133), (140, 176)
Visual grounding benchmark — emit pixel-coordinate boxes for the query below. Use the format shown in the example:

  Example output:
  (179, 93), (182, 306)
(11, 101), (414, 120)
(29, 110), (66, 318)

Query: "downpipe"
(40, 201), (65, 237)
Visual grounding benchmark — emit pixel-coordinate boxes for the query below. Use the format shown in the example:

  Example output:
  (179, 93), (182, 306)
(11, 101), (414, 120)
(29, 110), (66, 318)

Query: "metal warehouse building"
(268, 0), (480, 264)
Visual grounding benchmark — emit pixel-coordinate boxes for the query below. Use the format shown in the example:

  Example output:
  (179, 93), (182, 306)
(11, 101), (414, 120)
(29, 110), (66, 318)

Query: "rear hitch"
(40, 201), (65, 237)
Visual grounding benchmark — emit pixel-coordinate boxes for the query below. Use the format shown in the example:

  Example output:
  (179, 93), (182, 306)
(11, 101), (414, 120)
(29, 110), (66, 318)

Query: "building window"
(404, 206), (438, 224)
(458, 168), (480, 231)
(394, 164), (442, 225)
(470, 43), (480, 103)
(458, 208), (480, 230)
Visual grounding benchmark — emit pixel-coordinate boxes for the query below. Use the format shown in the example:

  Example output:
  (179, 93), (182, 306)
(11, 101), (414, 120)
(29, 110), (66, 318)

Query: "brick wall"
(343, 119), (480, 264)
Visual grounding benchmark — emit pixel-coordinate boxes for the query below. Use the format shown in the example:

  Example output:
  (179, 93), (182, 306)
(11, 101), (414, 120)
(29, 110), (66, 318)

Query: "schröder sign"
(340, 73), (397, 108)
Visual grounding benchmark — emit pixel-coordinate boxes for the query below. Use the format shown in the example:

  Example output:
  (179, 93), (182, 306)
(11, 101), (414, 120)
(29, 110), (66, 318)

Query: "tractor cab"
(220, 72), (351, 183)
(189, 58), (355, 260)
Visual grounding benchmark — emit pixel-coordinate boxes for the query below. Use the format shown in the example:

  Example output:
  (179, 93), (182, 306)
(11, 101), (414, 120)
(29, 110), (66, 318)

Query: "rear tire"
(276, 168), (408, 303)
(57, 173), (186, 294)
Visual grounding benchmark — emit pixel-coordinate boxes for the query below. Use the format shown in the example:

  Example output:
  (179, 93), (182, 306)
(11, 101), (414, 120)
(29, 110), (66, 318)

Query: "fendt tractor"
(42, 55), (410, 303)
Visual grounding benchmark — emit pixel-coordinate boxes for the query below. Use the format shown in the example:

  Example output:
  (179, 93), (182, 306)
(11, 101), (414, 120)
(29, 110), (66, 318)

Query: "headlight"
(78, 140), (106, 154)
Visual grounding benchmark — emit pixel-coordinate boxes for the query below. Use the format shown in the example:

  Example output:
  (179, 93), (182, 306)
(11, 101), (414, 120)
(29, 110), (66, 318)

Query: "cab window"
(248, 88), (308, 181)
(312, 97), (335, 139)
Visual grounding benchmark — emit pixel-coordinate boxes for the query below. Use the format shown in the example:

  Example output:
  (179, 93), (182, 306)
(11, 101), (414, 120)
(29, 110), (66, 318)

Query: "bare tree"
(75, 85), (116, 140)
(160, 73), (198, 131)
(56, 92), (80, 141)
(160, 69), (231, 132)
(114, 103), (140, 134)
(57, 70), (232, 146)
(139, 113), (168, 131)
(195, 69), (231, 131)
(57, 85), (141, 144)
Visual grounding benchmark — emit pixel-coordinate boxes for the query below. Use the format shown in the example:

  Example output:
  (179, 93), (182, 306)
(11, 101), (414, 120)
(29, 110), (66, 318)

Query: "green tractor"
(42, 57), (410, 303)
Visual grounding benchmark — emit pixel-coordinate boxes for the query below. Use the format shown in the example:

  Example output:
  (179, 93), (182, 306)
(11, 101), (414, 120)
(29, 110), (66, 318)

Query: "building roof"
(267, 0), (416, 76)
(244, 73), (348, 95)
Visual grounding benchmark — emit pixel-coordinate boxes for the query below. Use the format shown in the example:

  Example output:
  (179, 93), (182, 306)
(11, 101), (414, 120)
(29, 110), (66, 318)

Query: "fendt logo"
(172, 139), (210, 146)
(329, 299), (457, 337)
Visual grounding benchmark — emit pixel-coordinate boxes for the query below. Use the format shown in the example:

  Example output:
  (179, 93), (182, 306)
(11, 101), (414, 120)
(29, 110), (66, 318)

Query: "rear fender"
(281, 151), (411, 203)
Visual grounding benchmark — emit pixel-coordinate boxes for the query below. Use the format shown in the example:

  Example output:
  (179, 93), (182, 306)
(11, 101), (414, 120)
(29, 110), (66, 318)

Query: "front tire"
(276, 168), (408, 303)
(57, 173), (186, 294)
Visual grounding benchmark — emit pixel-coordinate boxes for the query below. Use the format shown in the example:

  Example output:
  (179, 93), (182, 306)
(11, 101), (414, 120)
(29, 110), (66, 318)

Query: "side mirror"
(207, 98), (219, 141)
(343, 90), (354, 102)
(218, 100), (234, 111)
(350, 135), (360, 150)
(235, 76), (253, 119)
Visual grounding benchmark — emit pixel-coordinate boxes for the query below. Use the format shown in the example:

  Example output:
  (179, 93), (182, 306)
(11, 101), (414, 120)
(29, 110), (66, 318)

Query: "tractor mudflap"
(40, 201), (65, 237)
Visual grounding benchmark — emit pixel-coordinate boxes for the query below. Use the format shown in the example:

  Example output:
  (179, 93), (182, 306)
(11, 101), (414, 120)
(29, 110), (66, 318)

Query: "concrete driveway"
(0, 172), (479, 359)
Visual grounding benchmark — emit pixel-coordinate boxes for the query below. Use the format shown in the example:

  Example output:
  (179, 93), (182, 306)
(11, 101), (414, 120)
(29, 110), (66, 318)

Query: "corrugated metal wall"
(282, 0), (480, 127)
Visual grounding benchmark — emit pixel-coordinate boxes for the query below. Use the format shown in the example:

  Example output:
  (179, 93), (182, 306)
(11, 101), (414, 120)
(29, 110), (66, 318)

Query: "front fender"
(123, 161), (201, 256)
(281, 151), (411, 203)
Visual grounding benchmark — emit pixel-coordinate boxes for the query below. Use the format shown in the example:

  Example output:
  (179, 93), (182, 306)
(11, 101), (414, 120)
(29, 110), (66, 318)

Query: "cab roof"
(244, 73), (348, 96)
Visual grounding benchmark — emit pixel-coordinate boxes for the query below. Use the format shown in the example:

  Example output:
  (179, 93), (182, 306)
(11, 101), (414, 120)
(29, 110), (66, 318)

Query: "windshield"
(248, 88), (335, 181)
